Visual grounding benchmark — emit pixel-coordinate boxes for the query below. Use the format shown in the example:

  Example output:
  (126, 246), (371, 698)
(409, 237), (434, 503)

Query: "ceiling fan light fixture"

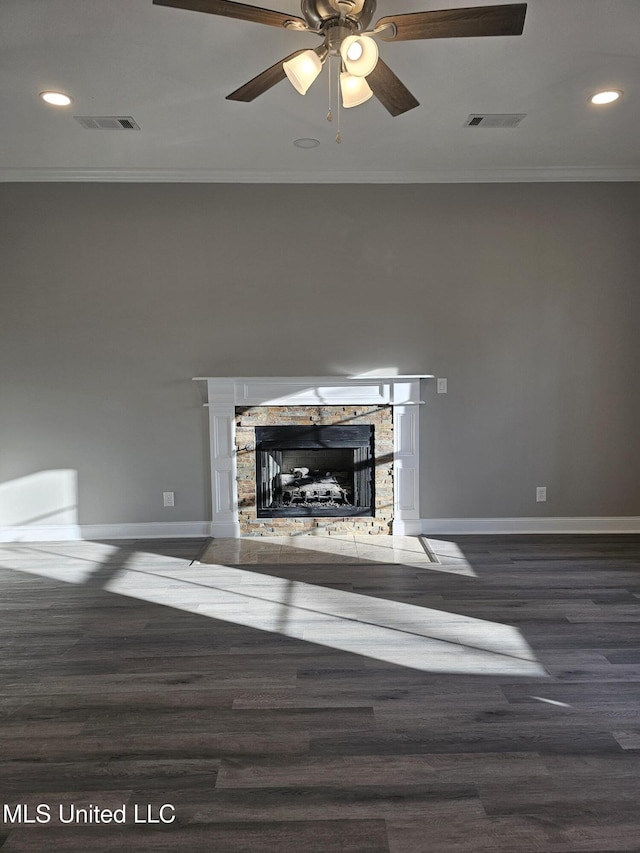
(283, 50), (323, 95)
(153, 0), (527, 120)
(340, 35), (379, 77)
(340, 72), (373, 108)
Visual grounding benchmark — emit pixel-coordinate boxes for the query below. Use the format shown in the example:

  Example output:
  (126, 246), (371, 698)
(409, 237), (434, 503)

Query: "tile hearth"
(201, 533), (436, 568)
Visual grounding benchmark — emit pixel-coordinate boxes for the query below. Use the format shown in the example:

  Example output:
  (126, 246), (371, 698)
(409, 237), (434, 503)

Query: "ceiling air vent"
(74, 116), (140, 130)
(464, 113), (526, 128)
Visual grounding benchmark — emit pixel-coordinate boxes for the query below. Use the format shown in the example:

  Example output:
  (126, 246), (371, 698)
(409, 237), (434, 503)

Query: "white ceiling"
(1, 0), (638, 182)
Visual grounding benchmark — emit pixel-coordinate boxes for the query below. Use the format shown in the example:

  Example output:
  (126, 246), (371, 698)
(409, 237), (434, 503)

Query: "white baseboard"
(4, 517), (640, 543)
(210, 521), (241, 538)
(0, 521), (212, 543)
(392, 519), (424, 536)
(0, 524), (83, 542)
(421, 517), (640, 535)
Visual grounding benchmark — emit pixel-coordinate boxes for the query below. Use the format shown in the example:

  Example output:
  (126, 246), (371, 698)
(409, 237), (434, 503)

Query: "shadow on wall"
(0, 470), (79, 535)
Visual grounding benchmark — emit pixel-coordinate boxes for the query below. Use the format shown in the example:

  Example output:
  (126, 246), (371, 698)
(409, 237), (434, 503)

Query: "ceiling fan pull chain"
(336, 58), (342, 143)
(327, 56), (333, 122)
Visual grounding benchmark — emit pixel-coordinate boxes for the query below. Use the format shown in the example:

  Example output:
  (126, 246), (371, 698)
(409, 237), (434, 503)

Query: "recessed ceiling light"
(590, 89), (622, 105)
(293, 138), (320, 149)
(40, 91), (72, 106)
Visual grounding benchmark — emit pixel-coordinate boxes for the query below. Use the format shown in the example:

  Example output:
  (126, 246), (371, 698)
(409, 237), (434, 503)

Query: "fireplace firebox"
(255, 424), (374, 518)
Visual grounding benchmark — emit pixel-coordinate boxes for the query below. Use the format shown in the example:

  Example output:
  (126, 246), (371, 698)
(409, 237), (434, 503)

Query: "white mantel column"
(391, 380), (422, 536)
(206, 379), (240, 537)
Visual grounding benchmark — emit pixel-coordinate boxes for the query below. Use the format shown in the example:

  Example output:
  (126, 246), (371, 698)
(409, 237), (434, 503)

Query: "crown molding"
(1, 166), (640, 183)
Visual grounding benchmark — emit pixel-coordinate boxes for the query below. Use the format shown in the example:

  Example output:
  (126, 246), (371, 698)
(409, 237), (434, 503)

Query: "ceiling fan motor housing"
(301, 0), (377, 32)
(326, 24), (354, 54)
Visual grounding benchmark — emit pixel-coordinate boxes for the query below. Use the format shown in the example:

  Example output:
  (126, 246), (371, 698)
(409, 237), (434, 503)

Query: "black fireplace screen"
(255, 424), (375, 518)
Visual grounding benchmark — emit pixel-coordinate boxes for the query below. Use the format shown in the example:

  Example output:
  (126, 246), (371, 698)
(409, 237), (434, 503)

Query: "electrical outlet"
(437, 378), (448, 394)
(536, 486), (547, 502)
(163, 491), (175, 507)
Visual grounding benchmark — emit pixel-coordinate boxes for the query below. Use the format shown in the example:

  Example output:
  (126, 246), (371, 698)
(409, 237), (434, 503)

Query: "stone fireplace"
(194, 376), (430, 537)
(236, 406), (392, 535)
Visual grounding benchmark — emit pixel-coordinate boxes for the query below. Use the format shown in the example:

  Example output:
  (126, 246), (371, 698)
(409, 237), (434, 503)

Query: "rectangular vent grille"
(74, 116), (140, 130)
(464, 113), (526, 128)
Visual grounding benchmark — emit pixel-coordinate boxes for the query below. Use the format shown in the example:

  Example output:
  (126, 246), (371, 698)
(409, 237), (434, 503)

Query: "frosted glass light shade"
(340, 35), (378, 77)
(340, 72), (373, 108)
(283, 50), (323, 95)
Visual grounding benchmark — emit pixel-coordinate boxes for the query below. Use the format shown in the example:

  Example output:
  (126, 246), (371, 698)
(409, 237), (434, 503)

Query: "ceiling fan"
(153, 0), (527, 118)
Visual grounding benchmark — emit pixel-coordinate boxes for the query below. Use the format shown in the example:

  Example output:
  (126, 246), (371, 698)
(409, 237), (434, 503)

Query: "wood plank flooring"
(1, 534), (640, 852)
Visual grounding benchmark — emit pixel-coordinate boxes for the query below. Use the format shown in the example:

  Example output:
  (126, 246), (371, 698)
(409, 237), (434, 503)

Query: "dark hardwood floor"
(1, 534), (640, 852)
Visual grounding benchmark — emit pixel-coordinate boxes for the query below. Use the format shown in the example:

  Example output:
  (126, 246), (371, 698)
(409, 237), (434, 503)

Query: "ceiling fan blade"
(376, 3), (527, 42)
(367, 59), (419, 116)
(153, 0), (307, 31)
(226, 49), (315, 102)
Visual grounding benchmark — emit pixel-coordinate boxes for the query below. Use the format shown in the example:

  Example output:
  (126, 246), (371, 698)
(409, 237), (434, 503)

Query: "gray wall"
(1, 182), (639, 526)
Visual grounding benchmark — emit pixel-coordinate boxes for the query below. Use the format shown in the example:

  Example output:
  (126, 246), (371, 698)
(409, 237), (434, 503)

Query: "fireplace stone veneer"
(195, 376), (431, 537)
(237, 406), (392, 535)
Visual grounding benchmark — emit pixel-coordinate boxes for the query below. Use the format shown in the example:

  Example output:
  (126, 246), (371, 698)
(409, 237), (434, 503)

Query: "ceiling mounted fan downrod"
(337, 0), (356, 17)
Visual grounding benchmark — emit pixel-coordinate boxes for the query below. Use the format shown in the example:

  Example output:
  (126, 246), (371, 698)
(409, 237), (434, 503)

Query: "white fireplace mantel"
(194, 375), (433, 537)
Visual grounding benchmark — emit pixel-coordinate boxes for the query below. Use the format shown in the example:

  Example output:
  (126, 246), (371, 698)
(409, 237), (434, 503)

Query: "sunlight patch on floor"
(531, 696), (572, 708)
(1, 540), (547, 677)
(420, 537), (478, 577)
(0, 541), (121, 583)
(104, 561), (548, 677)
